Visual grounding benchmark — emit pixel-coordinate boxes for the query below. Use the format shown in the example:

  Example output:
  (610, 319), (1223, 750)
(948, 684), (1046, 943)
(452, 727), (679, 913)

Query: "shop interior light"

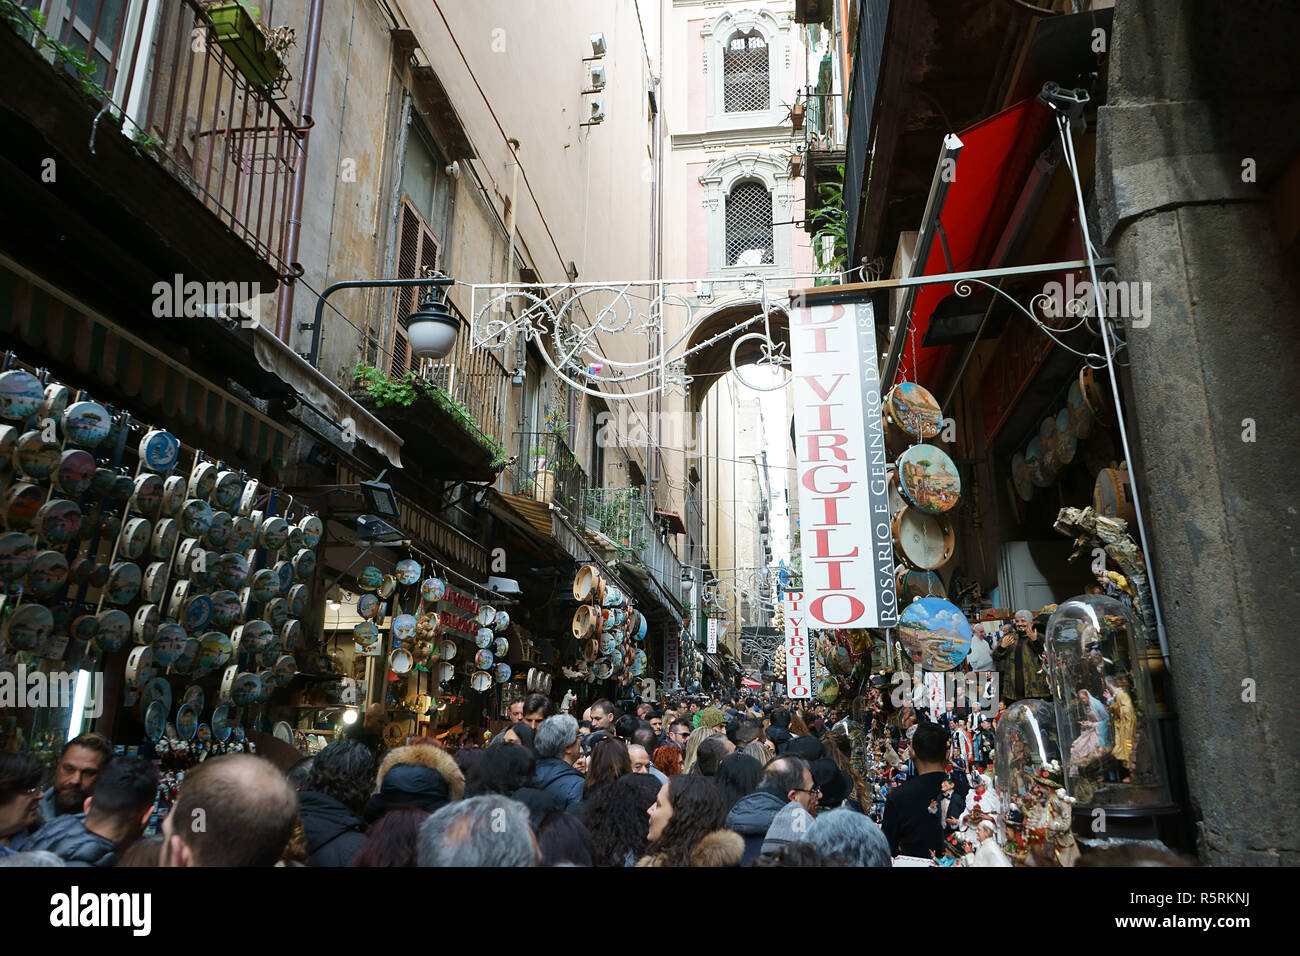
(341, 708), (358, 725)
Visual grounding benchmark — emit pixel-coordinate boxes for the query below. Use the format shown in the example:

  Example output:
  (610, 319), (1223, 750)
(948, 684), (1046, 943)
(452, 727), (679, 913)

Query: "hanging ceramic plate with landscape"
(138, 430), (180, 472)
(141, 676), (172, 717)
(209, 590), (241, 629)
(0, 531), (37, 581)
(493, 662), (511, 684)
(897, 444), (961, 514)
(3, 603), (53, 651)
(274, 654), (297, 686)
(211, 471), (242, 511)
(288, 583), (309, 618)
(357, 593), (380, 620)
(475, 627), (493, 649)
(292, 548), (316, 579)
(39, 384), (70, 422)
(2, 482), (43, 531)
(273, 560), (295, 594)
(358, 566), (383, 592)
(37, 499), (81, 547)
(886, 382), (944, 443)
(250, 568), (279, 603)
(230, 671), (262, 707)
(61, 401), (112, 448)
(240, 619), (276, 655)
(179, 499), (213, 538)
(176, 703), (198, 740)
(354, 620), (380, 647)
(188, 463), (218, 501)
(205, 511), (233, 550)
(197, 631), (234, 671)
(1024, 436), (1055, 488)
(422, 577), (446, 602)
(280, 618), (300, 652)
(216, 552), (250, 589)
(1010, 451), (1033, 502)
(211, 704), (234, 742)
(93, 609), (131, 653)
(227, 515), (255, 552)
(492, 635), (509, 657)
(55, 449), (96, 497)
(13, 430), (59, 480)
(492, 609), (509, 632)
(144, 700), (167, 742)
(898, 597), (972, 672)
(395, 559), (421, 586)
(152, 622), (189, 667)
(1054, 408), (1077, 464)
(160, 476), (187, 516)
(26, 550), (68, 599)
(258, 516), (289, 551)
(0, 369), (45, 421)
(182, 592), (213, 633)
(392, 614), (418, 641)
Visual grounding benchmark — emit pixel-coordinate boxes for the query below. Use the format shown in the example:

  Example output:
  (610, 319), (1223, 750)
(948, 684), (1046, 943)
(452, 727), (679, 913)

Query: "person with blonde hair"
(743, 741), (771, 766)
(680, 725), (712, 774)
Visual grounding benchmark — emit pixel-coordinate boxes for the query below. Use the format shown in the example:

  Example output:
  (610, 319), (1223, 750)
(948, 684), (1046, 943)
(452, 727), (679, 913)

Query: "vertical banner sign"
(664, 627), (680, 691)
(783, 592), (811, 699)
(925, 671), (946, 715)
(706, 618), (718, 654)
(791, 297), (898, 628)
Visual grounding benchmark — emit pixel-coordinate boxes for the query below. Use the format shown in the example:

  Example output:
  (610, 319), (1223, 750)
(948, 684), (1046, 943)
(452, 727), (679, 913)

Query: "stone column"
(1096, 0), (1300, 864)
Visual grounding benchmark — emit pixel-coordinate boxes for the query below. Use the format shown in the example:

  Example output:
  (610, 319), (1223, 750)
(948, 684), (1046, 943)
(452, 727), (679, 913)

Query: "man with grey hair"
(532, 714), (586, 810)
(806, 808), (892, 867)
(417, 795), (538, 867)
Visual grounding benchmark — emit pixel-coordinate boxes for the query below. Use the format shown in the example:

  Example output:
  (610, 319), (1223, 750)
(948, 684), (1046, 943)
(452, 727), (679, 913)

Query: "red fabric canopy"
(894, 98), (1051, 390)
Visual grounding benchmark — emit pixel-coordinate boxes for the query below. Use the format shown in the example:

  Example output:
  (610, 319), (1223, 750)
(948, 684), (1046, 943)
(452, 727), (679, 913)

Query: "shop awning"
(488, 490), (589, 563)
(893, 97), (1051, 391)
(618, 561), (683, 627)
(701, 653), (724, 678)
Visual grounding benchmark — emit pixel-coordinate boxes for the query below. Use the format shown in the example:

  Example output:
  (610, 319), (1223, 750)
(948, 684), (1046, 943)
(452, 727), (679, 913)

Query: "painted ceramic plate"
(357, 593), (380, 620)
(39, 384), (70, 421)
(152, 622), (189, 666)
(70, 613), (98, 644)
(93, 609), (131, 652)
(103, 560), (141, 604)
(188, 462), (218, 500)
(493, 610), (510, 633)
(240, 619), (276, 654)
(1025, 435), (1056, 487)
(474, 648), (494, 669)
(1011, 451), (1033, 502)
(27, 550), (69, 599)
(258, 516), (289, 551)
(492, 636), (509, 657)
(298, 514), (323, 549)
(251, 568), (279, 603)
(204, 511), (232, 550)
(13, 430), (59, 480)
(216, 552), (250, 589)
(4, 603), (53, 650)
(181, 684), (205, 712)
(231, 671), (262, 707)
(197, 631), (234, 671)
(897, 444), (961, 514)
(61, 401), (112, 448)
(353, 620), (380, 647)
(392, 614), (418, 640)
(160, 476), (187, 516)
(211, 704), (234, 742)
(292, 548), (316, 579)
(108, 475), (134, 506)
(262, 596), (289, 630)
(394, 559), (421, 586)
(130, 474), (162, 516)
(273, 560), (295, 594)
(887, 381), (944, 441)
(287, 583), (309, 618)
(421, 577), (446, 602)
(0, 369), (44, 421)
(176, 703), (199, 740)
(257, 670), (275, 701)
(2, 482), (43, 530)
(144, 700), (167, 741)
(475, 627), (493, 649)
(898, 597), (972, 672)
(439, 639), (457, 661)
(358, 566), (383, 592)
(209, 590), (241, 629)
(179, 498), (213, 537)
(229, 516), (256, 553)
(141, 675), (172, 715)
(151, 518), (179, 560)
(55, 449), (96, 496)
(136, 429), (178, 472)
(286, 526), (304, 553)
(897, 569), (947, 606)
(493, 662), (512, 684)
(118, 516), (151, 560)
(182, 592), (213, 632)
(274, 654), (297, 686)
(37, 499), (81, 546)
(211, 471), (242, 510)
(0, 531), (38, 580)
(281, 618), (300, 652)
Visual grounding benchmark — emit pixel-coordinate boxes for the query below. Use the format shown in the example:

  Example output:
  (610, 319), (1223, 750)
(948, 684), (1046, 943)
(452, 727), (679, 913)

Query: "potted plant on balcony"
(529, 442), (555, 504)
(204, 1), (294, 88)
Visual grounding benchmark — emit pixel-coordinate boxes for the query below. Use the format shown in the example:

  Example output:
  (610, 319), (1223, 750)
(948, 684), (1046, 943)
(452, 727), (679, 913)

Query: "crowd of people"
(0, 685), (1046, 867)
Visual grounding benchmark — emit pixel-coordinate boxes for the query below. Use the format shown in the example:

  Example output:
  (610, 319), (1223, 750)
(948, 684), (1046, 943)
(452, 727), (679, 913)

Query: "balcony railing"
(586, 486), (685, 609)
(416, 297), (510, 453)
(509, 431), (587, 527)
(7, 0), (311, 275)
(803, 89), (845, 151)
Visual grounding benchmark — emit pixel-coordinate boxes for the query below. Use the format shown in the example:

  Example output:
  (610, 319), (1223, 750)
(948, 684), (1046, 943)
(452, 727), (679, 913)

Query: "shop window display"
(993, 697), (1077, 865)
(1043, 595), (1168, 808)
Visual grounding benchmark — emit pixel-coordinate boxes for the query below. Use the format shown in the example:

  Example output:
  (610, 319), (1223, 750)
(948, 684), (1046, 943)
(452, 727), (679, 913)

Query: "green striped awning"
(0, 260), (291, 468)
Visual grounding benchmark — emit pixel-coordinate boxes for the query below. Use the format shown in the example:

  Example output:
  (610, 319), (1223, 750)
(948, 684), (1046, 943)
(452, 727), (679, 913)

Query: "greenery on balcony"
(1, 0), (110, 100)
(809, 163), (847, 281)
(585, 486), (649, 558)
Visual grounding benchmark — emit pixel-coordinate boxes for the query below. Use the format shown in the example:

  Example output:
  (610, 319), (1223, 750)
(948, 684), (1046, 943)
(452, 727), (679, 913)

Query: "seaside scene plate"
(897, 444), (961, 514)
(898, 597), (972, 672)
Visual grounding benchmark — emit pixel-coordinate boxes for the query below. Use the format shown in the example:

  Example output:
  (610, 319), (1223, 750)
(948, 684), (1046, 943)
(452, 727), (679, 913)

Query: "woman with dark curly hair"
(637, 775), (743, 867)
(298, 740), (373, 866)
(580, 772), (660, 866)
(583, 737), (631, 798)
(353, 807), (427, 867)
(0, 752), (45, 857)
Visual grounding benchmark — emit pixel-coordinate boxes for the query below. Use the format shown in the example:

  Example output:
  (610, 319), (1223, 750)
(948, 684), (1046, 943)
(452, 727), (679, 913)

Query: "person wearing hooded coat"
(364, 744), (465, 824)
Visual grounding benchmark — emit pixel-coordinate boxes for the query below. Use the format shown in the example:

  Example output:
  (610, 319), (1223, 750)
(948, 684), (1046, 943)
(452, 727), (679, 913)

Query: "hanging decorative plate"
(439, 639), (457, 661)
(354, 620), (380, 647)
(1024, 436), (1055, 488)
(269, 559), (293, 594)
(37, 499), (81, 547)
(257, 670), (275, 702)
(133, 604), (160, 644)
(55, 449), (96, 497)
(258, 516), (289, 551)
(476, 604), (497, 627)
(298, 514), (323, 549)
(284, 582), (307, 617)
(137, 429), (179, 472)
(152, 622), (189, 666)
(124, 645), (156, 687)
(897, 596), (972, 672)
(389, 647), (414, 675)
(422, 577), (447, 602)
(1040, 415), (1062, 472)
(159, 476), (186, 516)
(178, 498), (213, 537)
(492, 609), (510, 632)
(240, 619), (276, 654)
(1011, 452), (1033, 502)
(891, 506), (955, 572)
(226, 515), (254, 553)
(197, 631), (234, 671)
(180, 684), (204, 713)
(142, 699), (166, 742)
(0, 425), (15, 464)
(172, 702), (197, 740)
(262, 596), (289, 631)
(1067, 377), (1095, 439)
(216, 552), (250, 589)
(2, 482), (43, 531)
(108, 475), (134, 506)
(68, 611), (97, 645)
(118, 516), (151, 560)
(60, 401), (111, 448)
(3, 603), (53, 651)
(13, 429), (59, 480)
(470, 670), (492, 693)
(281, 618), (300, 652)
(1054, 408), (1078, 464)
(209, 590), (241, 629)
(209, 471), (241, 510)
(886, 381), (944, 442)
(357, 566), (383, 592)
(378, 574), (397, 599)
(142, 562), (168, 604)
(392, 614), (418, 640)
(394, 559), (421, 586)
(357, 593), (380, 620)
(273, 654), (297, 686)
(141, 675), (172, 716)
(91, 608), (130, 653)
(102, 560), (141, 604)
(230, 671), (262, 707)
(292, 548), (316, 579)
(150, 517), (179, 560)
(493, 662), (511, 684)
(39, 383), (71, 422)
(0, 369), (44, 421)
(249, 568), (278, 603)
(592, 658), (613, 680)
(492, 635), (509, 658)
(211, 704), (234, 742)
(188, 462), (218, 500)
(1080, 365), (1114, 427)
(26, 550), (68, 599)
(896, 569), (947, 607)
(237, 479), (259, 517)
(181, 592), (212, 633)
(204, 511), (232, 550)
(897, 444), (961, 514)
(475, 627), (493, 649)
(286, 527), (304, 554)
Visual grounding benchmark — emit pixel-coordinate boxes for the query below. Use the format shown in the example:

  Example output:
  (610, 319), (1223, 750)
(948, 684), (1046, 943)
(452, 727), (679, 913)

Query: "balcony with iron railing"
(585, 486), (685, 610)
(3, 0), (311, 277)
(507, 431), (588, 530)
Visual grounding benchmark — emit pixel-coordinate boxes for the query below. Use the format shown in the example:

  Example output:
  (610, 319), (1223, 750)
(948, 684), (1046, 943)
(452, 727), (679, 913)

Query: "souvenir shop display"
(992, 697), (1075, 865)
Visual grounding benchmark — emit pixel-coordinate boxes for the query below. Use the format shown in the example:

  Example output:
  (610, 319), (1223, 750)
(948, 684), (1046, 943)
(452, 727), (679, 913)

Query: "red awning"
(741, 677), (762, 689)
(894, 98), (1051, 390)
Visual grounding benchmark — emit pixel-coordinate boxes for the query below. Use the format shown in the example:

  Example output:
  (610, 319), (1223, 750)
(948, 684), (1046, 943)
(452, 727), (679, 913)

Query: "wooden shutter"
(389, 196), (440, 376)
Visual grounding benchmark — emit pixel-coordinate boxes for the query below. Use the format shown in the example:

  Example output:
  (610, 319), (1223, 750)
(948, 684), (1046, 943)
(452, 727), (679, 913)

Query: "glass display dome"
(993, 697), (1075, 865)
(1043, 595), (1168, 808)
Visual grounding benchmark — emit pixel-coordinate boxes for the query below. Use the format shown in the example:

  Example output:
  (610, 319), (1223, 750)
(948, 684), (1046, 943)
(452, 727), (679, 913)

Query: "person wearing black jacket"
(26, 755), (158, 867)
(364, 743), (465, 824)
(298, 740), (373, 866)
(881, 722), (949, 859)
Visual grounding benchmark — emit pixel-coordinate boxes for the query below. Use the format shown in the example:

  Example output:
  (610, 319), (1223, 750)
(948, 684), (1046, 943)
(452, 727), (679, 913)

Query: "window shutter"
(390, 197), (441, 377)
